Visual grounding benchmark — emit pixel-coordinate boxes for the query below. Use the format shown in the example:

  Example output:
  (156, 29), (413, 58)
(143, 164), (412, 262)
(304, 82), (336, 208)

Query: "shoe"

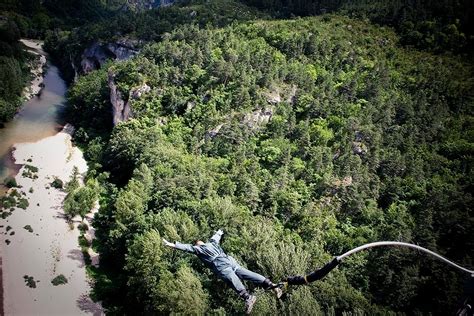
(245, 295), (257, 314)
(274, 287), (283, 299)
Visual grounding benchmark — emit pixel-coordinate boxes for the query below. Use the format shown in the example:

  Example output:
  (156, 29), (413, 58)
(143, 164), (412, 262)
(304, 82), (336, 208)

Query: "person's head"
(194, 240), (205, 246)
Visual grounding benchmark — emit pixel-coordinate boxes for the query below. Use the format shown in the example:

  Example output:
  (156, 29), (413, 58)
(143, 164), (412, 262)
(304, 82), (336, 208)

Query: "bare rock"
(207, 124), (224, 138)
(287, 85), (297, 104)
(332, 176), (353, 187)
(352, 141), (368, 155)
(108, 72), (150, 125)
(81, 40), (139, 74)
(130, 83), (151, 100)
(265, 90), (281, 104)
(243, 108), (273, 129)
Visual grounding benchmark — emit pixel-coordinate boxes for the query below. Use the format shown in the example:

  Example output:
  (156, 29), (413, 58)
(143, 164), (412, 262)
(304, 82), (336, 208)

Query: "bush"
(78, 222), (89, 232)
(51, 177), (64, 189)
(51, 274), (68, 286)
(79, 235), (90, 247)
(4, 177), (17, 188)
(17, 198), (29, 209)
(23, 275), (37, 288)
(22, 164), (39, 179)
(1, 195), (16, 208)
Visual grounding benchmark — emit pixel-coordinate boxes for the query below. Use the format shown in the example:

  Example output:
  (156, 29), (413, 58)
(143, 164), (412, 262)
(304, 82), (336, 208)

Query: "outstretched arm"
(162, 238), (196, 253)
(210, 229), (224, 244)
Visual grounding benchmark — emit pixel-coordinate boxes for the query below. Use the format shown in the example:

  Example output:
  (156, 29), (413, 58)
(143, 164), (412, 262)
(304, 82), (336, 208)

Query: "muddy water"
(0, 49), (66, 185)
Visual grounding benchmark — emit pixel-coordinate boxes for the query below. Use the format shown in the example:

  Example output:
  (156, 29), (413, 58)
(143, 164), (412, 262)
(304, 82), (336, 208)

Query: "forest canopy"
(2, 0), (472, 314)
(65, 6), (474, 314)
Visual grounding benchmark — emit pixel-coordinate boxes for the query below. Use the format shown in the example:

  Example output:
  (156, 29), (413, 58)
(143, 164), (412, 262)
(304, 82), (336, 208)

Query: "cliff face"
(108, 70), (150, 125)
(81, 40), (139, 74)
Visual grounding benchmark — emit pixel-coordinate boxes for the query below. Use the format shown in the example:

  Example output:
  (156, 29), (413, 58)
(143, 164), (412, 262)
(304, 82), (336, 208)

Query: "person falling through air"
(163, 229), (282, 314)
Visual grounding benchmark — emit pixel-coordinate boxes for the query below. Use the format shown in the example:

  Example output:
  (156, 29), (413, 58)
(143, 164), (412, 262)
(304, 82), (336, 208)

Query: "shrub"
(51, 177), (64, 189)
(51, 274), (68, 286)
(23, 275), (37, 288)
(79, 235), (90, 247)
(78, 222), (89, 232)
(4, 177), (17, 188)
(22, 164), (39, 179)
(17, 198), (29, 209)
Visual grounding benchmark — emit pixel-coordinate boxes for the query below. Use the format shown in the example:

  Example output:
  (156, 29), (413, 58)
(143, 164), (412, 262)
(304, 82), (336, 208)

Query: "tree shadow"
(67, 249), (85, 268)
(77, 293), (103, 316)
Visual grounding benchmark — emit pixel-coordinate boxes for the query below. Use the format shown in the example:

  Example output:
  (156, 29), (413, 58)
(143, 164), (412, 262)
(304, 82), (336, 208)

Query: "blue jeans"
(217, 265), (266, 294)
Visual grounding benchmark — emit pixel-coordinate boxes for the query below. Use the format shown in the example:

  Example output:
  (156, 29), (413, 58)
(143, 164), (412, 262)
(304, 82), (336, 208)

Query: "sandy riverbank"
(1, 125), (103, 315)
(20, 39), (47, 101)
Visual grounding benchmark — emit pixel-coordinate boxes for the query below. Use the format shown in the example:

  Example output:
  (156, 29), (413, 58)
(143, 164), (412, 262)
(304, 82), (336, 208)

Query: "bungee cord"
(268, 241), (474, 315)
(274, 241), (474, 289)
(336, 241), (474, 276)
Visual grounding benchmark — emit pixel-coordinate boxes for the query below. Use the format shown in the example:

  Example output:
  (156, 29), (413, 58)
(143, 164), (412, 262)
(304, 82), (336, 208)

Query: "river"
(0, 40), (102, 315)
(0, 40), (66, 191)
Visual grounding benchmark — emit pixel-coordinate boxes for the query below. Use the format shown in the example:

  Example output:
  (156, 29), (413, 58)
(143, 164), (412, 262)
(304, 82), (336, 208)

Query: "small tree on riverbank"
(65, 166), (80, 192)
(63, 177), (99, 221)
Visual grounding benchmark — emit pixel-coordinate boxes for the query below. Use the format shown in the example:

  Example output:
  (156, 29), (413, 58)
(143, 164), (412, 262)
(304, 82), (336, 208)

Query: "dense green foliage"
(67, 8), (474, 315)
(51, 274), (68, 286)
(64, 176), (99, 220)
(44, 0), (268, 81)
(0, 16), (30, 122)
(244, 0), (474, 53)
(0, 0), (120, 38)
(0, 0), (135, 119)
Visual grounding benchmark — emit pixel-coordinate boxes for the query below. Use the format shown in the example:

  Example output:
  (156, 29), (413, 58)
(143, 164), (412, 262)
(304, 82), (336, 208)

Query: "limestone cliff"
(81, 40), (139, 74)
(108, 71), (150, 125)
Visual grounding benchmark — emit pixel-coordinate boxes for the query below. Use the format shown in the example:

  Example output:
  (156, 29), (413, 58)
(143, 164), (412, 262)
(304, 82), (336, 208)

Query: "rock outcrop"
(108, 71), (150, 125)
(264, 85), (297, 105)
(207, 123), (224, 138)
(81, 40), (139, 74)
(243, 107), (273, 130)
(352, 131), (368, 155)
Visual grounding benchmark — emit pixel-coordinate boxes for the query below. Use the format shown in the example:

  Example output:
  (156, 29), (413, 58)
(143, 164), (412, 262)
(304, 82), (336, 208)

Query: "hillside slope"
(67, 12), (474, 315)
